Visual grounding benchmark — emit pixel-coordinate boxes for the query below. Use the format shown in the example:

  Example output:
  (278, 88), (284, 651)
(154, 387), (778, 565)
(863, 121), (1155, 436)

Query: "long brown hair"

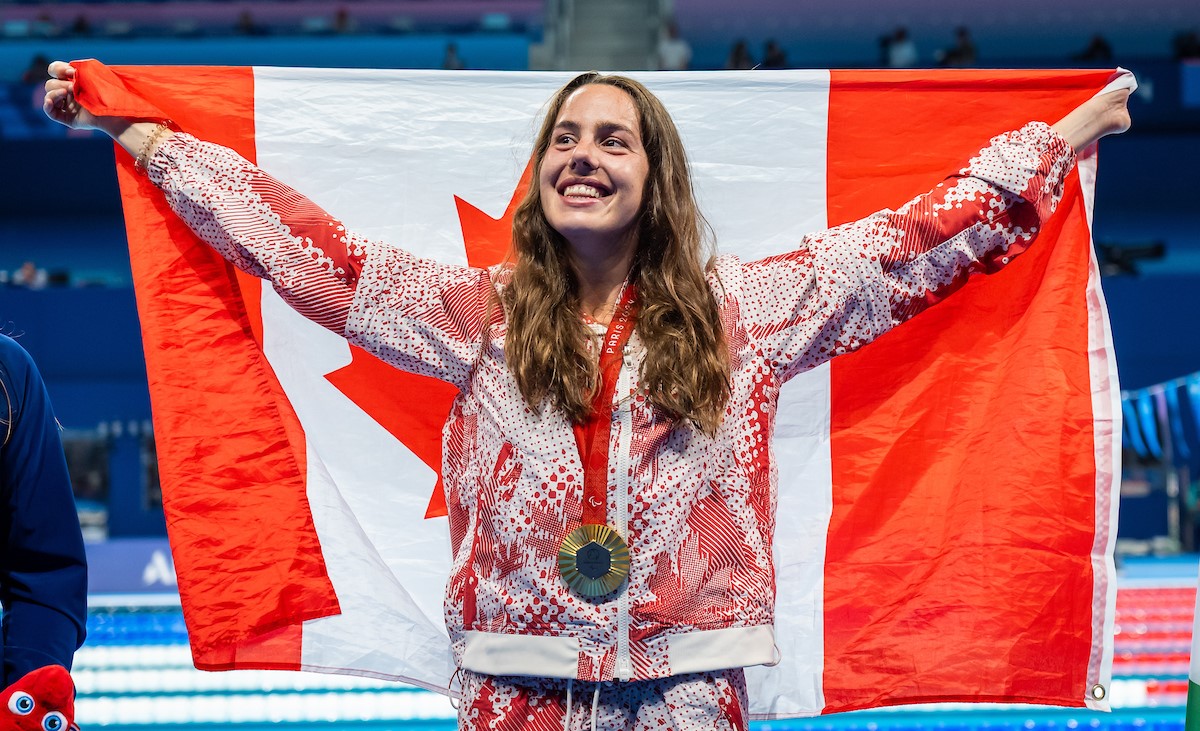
(503, 72), (730, 435)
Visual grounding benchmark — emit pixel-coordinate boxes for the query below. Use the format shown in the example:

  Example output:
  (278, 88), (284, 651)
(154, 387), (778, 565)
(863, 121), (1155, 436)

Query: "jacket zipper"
(614, 348), (634, 681)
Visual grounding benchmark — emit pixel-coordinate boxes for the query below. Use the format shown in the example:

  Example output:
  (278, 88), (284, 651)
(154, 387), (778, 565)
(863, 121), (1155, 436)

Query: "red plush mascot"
(0, 665), (77, 731)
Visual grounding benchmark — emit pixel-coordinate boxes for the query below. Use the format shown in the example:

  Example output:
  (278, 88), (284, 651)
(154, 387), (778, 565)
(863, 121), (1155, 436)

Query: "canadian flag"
(74, 60), (1125, 717)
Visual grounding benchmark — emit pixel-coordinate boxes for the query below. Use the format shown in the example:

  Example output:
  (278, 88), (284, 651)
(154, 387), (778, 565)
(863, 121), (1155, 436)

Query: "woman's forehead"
(555, 84), (641, 133)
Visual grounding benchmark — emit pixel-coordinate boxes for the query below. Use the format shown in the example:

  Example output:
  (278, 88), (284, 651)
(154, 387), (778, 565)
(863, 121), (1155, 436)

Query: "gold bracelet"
(134, 121), (173, 176)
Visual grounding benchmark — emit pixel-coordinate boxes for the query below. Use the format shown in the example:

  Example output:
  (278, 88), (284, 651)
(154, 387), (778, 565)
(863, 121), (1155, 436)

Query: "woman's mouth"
(560, 182), (610, 200)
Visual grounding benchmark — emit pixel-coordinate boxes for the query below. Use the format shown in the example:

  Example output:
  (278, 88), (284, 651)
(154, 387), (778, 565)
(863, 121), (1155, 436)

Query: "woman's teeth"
(564, 184), (601, 198)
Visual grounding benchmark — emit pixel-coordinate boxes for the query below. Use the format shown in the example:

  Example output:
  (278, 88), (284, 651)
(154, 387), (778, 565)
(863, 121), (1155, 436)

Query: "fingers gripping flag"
(73, 61), (1126, 717)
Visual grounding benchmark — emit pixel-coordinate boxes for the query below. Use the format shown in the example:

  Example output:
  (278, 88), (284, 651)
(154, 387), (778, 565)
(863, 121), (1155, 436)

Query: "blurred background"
(1, 0), (1199, 728)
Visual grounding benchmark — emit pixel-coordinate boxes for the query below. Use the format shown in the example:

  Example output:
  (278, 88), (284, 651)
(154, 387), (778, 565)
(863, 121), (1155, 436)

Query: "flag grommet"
(1090, 684), (1106, 700)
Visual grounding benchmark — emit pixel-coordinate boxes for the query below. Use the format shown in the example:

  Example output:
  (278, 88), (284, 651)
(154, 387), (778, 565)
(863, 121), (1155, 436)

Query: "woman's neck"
(571, 238), (637, 326)
(578, 277), (629, 326)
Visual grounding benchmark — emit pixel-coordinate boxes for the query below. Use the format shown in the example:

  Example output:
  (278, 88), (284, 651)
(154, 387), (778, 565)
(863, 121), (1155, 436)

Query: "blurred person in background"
(442, 42), (466, 70)
(657, 21), (691, 71)
(1074, 34), (1114, 62)
(236, 11), (266, 37)
(21, 55), (52, 85)
(937, 26), (977, 67)
(333, 8), (356, 35)
(725, 39), (754, 69)
(0, 334), (87, 691)
(1172, 29), (1200, 60)
(762, 40), (788, 69)
(22, 56), (54, 116)
(885, 26), (919, 67)
(11, 263), (47, 290)
(67, 16), (91, 38)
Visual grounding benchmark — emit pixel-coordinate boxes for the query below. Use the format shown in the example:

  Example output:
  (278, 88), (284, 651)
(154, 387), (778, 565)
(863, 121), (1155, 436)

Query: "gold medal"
(558, 524), (630, 597)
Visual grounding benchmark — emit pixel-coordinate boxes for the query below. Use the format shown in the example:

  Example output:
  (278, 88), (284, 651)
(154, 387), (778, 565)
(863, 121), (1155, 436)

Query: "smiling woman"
(507, 73), (729, 437)
(42, 61), (1130, 731)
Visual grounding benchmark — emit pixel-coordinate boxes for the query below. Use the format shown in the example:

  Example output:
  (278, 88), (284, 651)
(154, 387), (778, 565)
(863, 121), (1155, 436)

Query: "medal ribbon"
(572, 284), (639, 527)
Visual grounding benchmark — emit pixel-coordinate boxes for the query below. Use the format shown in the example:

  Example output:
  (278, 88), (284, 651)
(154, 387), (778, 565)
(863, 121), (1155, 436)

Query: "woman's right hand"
(42, 61), (98, 130)
(41, 60), (173, 167)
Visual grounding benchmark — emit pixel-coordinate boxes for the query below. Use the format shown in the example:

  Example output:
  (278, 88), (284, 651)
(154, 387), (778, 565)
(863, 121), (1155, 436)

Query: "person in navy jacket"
(0, 334), (87, 689)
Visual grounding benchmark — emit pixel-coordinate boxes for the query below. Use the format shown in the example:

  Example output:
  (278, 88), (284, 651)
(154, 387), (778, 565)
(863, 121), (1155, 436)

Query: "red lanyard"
(572, 284), (639, 527)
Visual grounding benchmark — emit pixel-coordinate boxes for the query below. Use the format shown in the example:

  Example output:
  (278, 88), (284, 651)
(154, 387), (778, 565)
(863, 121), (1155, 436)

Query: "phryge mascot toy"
(0, 665), (77, 731)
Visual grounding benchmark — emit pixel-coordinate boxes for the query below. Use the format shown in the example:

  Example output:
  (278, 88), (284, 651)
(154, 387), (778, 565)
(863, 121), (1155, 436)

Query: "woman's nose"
(569, 140), (597, 171)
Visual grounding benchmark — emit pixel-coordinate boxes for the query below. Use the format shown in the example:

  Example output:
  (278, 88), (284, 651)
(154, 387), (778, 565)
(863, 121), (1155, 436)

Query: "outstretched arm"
(43, 60), (494, 388)
(739, 87), (1132, 383)
(45, 61), (363, 331)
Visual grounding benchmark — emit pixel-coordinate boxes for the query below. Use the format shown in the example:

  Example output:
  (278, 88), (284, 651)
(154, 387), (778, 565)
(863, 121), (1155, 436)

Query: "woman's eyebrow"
(552, 120), (637, 137)
(596, 121), (637, 137)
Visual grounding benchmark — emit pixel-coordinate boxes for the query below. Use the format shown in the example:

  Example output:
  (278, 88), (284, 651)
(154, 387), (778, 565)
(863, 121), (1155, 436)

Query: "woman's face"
(539, 84), (650, 254)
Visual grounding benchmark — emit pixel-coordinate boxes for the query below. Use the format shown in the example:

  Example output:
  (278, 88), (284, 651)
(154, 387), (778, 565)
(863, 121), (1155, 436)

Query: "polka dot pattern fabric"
(457, 668), (748, 731)
(150, 122), (1074, 684)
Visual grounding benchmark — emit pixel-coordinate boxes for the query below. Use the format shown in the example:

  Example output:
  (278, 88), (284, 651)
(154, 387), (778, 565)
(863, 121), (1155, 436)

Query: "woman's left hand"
(1052, 87), (1132, 152)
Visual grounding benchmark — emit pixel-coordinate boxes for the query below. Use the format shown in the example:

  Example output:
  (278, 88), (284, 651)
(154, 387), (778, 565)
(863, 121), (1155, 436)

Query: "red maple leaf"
(324, 161), (533, 518)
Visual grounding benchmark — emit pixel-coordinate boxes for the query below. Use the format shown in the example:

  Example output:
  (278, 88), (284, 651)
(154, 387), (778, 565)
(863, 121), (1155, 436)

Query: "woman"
(45, 62), (1129, 730)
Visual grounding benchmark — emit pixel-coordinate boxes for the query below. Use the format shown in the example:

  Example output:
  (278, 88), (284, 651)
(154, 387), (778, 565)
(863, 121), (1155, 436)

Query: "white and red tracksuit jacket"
(147, 122), (1074, 684)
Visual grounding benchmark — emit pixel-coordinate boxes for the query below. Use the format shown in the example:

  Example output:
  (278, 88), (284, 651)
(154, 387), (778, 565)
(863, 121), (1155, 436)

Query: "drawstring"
(589, 686), (600, 731)
(447, 668), (462, 712)
(562, 680), (601, 731)
(563, 679), (573, 731)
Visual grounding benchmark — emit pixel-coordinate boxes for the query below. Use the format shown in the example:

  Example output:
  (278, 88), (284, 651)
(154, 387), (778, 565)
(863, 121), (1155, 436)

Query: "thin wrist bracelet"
(134, 121), (174, 175)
